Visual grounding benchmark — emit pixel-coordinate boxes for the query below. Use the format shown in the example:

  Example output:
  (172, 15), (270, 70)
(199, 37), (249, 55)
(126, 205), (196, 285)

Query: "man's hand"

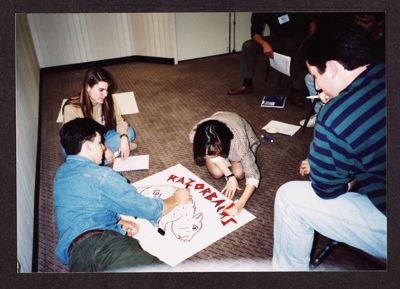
(173, 188), (192, 205)
(118, 219), (140, 237)
(262, 42), (273, 58)
(162, 188), (192, 216)
(253, 34), (273, 58)
(104, 147), (115, 165)
(348, 178), (357, 191)
(299, 159), (310, 177)
(318, 91), (334, 105)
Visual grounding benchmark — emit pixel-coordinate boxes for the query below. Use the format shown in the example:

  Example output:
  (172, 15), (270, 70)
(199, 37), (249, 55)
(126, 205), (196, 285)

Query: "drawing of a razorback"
(137, 184), (203, 242)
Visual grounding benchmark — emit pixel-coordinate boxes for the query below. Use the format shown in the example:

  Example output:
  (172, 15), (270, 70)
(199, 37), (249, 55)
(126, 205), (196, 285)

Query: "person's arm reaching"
(224, 184), (256, 216)
(214, 158), (241, 199)
(162, 188), (192, 216)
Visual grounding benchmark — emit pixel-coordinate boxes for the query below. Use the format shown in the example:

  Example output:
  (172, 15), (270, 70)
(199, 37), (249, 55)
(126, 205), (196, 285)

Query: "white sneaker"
(299, 114), (317, 127)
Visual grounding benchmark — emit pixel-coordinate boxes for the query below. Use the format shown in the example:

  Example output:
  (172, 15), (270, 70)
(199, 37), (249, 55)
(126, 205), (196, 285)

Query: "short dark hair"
(305, 24), (375, 73)
(60, 117), (106, 155)
(193, 120), (233, 166)
(355, 12), (385, 22)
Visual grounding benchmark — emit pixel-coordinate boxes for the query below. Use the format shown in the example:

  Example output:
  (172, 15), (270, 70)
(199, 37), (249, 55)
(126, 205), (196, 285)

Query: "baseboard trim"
(40, 55), (175, 74)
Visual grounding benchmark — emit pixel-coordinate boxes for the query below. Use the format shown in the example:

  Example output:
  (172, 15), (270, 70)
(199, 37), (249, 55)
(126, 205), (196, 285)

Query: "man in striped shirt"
(272, 25), (386, 270)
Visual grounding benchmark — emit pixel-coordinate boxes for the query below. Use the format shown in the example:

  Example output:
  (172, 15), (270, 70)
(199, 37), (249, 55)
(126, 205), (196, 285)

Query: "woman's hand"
(299, 159), (310, 177)
(221, 176), (241, 199)
(119, 136), (130, 159)
(118, 218), (140, 237)
(224, 201), (244, 216)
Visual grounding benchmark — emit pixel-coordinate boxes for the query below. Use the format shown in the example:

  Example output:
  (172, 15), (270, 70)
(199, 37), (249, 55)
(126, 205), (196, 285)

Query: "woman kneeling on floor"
(189, 111), (260, 216)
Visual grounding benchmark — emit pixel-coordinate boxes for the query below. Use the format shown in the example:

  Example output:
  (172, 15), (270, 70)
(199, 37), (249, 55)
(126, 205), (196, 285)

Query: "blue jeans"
(272, 181), (387, 271)
(104, 126), (135, 153)
(305, 73), (321, 114)
(60, 126), (135, 158)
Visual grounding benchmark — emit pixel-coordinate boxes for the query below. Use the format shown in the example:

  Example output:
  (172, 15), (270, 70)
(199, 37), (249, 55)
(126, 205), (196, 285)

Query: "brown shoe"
(227, 85), (253, 95)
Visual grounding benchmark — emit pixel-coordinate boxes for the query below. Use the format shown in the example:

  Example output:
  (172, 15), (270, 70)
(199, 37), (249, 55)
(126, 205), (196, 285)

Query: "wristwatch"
(224, 173), (234, 181)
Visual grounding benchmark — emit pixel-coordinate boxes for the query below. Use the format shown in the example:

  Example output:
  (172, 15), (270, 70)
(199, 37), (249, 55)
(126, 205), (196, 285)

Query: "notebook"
(261, 96), (287, 108)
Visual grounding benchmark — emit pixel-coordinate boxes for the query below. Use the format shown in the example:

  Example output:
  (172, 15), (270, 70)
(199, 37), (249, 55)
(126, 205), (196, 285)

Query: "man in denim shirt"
(54, 117), (191, 272)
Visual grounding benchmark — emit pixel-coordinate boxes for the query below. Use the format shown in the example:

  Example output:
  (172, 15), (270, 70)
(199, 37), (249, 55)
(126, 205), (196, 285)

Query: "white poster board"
(122, 164), (256, 267)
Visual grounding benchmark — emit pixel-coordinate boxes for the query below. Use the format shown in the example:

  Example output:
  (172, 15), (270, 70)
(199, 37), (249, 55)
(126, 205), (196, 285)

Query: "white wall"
(175, 12), (255, 61)
(232, 12), (254, 52)
(16, 13), (40, 273)
(27, 13), (177, 68)
(27, 12), (253, 68)
(175, 12), (230, 61)
(128, 13), (177, 60)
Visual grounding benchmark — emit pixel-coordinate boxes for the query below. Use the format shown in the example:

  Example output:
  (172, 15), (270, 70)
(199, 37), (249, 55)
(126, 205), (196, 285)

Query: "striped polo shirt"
(308, 63), (386, 215)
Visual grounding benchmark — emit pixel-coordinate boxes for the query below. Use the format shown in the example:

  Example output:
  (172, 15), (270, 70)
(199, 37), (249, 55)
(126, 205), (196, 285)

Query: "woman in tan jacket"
(63, 67), (136, 164)
(189, 111), (260, 216)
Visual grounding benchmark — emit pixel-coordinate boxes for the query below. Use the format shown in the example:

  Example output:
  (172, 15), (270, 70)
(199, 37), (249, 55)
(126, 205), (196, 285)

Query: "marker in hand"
(261, 134), (273, 143)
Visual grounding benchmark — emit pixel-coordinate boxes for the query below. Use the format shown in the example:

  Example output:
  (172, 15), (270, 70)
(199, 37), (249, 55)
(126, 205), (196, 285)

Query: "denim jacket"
(53, 155), (163, 264)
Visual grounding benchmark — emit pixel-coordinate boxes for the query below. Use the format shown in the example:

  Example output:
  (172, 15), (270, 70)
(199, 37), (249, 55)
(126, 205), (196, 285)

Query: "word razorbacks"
(167, 174), (237, 226)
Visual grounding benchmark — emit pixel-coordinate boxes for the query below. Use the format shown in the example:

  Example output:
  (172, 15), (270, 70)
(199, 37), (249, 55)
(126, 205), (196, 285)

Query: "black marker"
(261, 134), (273, 143)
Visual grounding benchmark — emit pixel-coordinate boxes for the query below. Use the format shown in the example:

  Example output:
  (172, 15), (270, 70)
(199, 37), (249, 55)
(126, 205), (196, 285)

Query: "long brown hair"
(64, 67), (117, 130)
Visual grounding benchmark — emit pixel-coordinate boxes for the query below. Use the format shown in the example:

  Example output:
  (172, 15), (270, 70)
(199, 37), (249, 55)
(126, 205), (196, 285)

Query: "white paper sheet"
(113, 155), (149, 172)
(262, 120), (300, 136)
(56, 91), (139, 123)
(112, 91), (139, 115)
(56, 99), (68, 123)
(269, 52), (291, 76)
